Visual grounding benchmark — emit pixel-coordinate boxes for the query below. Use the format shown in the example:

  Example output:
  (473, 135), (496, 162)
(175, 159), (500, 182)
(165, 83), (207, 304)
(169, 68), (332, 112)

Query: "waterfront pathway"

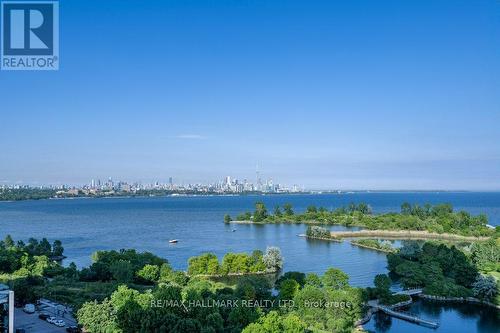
(396, 288), (423, 296)
(367, 290), (440, 329)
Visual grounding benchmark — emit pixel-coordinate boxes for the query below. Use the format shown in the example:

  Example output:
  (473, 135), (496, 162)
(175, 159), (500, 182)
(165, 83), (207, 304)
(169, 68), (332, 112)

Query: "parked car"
(47, 316), (56, 324)
(22, 303), (35, 313)
(54, 320), (66, 327)
(38, 313), (50, 320)
(66, 327), (82, 333)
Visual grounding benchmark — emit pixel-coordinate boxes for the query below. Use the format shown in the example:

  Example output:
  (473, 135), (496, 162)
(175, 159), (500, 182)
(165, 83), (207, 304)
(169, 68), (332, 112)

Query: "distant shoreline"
(3, 190), (500, 203)
(0, 192), (311, 203)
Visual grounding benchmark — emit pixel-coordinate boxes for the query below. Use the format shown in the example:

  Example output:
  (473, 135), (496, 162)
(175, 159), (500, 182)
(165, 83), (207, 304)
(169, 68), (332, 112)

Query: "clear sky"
(1, 0), (499, 190)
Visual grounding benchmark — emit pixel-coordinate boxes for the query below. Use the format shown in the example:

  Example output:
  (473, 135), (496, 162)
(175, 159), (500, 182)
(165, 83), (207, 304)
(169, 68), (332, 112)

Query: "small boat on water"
(169, 239), (178, 244)
(232, 229), (236, 232)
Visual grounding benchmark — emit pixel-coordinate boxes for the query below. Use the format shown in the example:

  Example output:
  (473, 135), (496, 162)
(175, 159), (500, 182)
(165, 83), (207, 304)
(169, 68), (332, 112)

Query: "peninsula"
(226, 202), (498, 239)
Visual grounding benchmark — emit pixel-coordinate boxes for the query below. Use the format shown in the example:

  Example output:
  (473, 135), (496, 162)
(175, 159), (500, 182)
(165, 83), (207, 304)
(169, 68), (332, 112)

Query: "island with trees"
(187, 247), (283, 277)
(227, 201), (499, 239)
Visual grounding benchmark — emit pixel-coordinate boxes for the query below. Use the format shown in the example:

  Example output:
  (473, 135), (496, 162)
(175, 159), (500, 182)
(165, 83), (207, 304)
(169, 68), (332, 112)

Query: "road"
(15, 308), (67, 333)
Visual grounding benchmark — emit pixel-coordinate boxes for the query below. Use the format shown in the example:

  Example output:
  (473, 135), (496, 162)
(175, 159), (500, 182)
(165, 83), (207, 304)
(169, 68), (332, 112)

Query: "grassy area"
(35, 280), (120, 307)
(486, 271), (500, 281)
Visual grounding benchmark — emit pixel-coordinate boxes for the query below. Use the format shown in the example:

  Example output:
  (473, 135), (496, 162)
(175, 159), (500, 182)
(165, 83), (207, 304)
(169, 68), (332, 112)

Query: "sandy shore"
(330, 229), (490, 241)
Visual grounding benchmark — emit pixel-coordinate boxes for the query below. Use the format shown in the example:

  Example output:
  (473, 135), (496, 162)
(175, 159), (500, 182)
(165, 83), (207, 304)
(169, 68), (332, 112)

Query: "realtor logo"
(1, 0), (59, 70)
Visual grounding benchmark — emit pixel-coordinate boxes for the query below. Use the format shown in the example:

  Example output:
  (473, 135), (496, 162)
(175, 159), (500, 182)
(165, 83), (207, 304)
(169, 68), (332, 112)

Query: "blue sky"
(1, 0), (499, 190)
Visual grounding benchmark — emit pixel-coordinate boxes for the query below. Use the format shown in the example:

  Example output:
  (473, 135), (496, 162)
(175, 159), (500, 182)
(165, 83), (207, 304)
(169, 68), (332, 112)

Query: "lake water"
(364, 299), (500, 333)
(0, 192), (499, 333)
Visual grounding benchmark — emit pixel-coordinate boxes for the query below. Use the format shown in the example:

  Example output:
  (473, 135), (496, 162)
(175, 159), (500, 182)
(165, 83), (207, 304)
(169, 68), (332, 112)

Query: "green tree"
(305, 273), (322, 287)
(250, 250), (266, 272)
(66, 262), (79, 279)
(293, 285), (327, 329)
(110, 260), (134, 283)
(206, 257), (220, 275)
(358, 203), (371, 214)
(283, 203), (294, 216)
(173, 318), (202, 333)
(77, 298), (120, 333)
(278, 279), (300, 300)
(471, 240), (500, 271)
(3, 235), (14, 248)
(399, 242), (421, 260)
(52, 240), (64, 257)
(242, 311), (306, 333)
(111, 285), (141, 310)
(228, 306), (261, 331)
(322, 268), (349, 289)
(31, 255), (49, 276)
(276, 271), (306, 287)
(253, 202), (268, 222)
(472, 275), (498, 301)
(116, 299), (143, 332)
(188, 253), (219, 275)
(348, 202), (357, 214)
(38, 238), (52, 256)
(273, 206), (282, 217)
(205, 313), (224, 333)
(306, 205), (318, 214)
(136, 264), (160, 284)
(224, 214), (232, 223)
(10, 277), (40, 304)
(374, 274), (392, 302)
(401, 202), (412, 215)
(374, 274), (391, 291)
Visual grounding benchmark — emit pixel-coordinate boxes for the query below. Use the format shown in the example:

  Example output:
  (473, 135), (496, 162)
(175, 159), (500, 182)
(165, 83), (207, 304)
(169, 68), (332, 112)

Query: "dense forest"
(387, 242), (499, 303)
(0, 188), (57, 201)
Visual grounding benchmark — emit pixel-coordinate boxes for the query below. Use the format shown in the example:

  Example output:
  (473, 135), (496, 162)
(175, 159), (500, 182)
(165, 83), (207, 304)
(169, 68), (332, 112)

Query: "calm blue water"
(364, 299), (500, 333)
(0, 192), (499, 333)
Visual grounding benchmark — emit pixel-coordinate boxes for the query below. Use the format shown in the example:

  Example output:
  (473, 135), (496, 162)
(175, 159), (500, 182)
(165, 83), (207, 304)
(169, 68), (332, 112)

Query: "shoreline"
(243, 221), (492, 242)
(0, 192), (313, 203)
(349, 241), (395, 253)
(188, 270), (279, 278)
(329, 230), (490, 241)
(228, 219), (331, 225)
(298, 234), (342, 242)
(417, 294), (500, 310)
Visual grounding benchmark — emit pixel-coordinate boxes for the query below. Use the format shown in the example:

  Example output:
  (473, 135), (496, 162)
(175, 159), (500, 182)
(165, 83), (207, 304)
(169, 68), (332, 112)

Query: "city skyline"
(0, 171), (302, 190)
(0, 173), (306, 195)
(1, 0), (499, 190)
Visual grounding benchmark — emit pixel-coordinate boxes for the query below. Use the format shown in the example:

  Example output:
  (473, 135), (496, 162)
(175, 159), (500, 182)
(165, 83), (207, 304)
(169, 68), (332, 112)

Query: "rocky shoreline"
(418, 294), (500, 310)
